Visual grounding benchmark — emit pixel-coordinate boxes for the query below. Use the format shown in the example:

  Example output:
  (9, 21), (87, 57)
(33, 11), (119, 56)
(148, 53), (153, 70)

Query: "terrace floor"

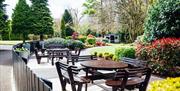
(27, 48), (163, 91)
(0, 49), (13, 91)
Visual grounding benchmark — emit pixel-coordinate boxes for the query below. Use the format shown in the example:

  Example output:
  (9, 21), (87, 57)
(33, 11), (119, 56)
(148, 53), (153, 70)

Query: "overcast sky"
(4, 0), (85, 19)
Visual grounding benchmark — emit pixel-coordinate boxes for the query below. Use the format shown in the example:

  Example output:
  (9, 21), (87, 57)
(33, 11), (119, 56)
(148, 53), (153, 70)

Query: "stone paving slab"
(0, 50), (13, 91)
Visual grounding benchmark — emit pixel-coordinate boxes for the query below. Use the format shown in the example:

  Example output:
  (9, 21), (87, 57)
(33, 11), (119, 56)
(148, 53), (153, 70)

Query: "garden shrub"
(112, 56), (118, 61)
(44, 37), (66, 47)
(148, 77), (180, 91)
(28, 34), (48, 40)
(10, 34), (24, 40)
(66, 36), (72, 39)
(33, 35), (40, 40)
(98, 53), (103, 57)
(93, 52), (98, 56)
(144, 0), (180, 42)
(44, 38), (84, 49)
(86, 38), (96, 45)
(103, 52), (110, 60)
(136, 38), (180, 76)
(109, 54), (114, 59)
(102, 38), (109, 43)
(115, 47), (135, 60)
(72, 32), (79, 40)
(96, 41), (103, 46)
(65, 26), (75, 37)
(28, 34), (34, 40)
(43, 35), (48, 39)
(87, 34), (95, 38)
(78, 35), (87, 43)
(66, 39), (84, 49)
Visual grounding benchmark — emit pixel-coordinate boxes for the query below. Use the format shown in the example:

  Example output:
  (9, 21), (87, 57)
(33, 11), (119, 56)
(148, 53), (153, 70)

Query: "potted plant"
(15, 47), (30, 59)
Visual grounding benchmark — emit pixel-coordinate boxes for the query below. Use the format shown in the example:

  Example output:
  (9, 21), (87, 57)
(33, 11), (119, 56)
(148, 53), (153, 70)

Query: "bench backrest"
(121, 57), (147, 68)
(47, 49), (70, 58)
(76, 55), (97, 62)
(127, 67), (152, 91)
(55, 62), (80, 91)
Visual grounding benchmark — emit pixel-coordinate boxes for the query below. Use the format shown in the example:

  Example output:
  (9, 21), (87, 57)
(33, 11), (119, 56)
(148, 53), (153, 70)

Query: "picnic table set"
(34, 45), (152, 91)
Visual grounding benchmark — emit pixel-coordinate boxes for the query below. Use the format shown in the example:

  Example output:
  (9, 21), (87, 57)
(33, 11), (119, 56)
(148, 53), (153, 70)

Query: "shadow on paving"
(0, 50), (13, 91)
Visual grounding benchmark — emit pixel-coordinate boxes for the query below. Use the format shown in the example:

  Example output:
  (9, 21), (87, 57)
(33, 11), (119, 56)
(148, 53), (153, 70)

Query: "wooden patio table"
(80, 60), (128, 80)
(46, 48), (70, 65)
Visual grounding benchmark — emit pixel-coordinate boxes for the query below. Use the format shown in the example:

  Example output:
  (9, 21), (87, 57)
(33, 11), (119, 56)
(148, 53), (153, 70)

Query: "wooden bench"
(121, 57), (147, 68)
(105, 68), (152, 91)
(34, 48), (48, 64)
(55, 62), (90, 91)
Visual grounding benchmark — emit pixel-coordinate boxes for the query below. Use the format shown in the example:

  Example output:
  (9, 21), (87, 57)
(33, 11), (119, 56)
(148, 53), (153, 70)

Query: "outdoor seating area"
(1, 0), (179, 91)
(19, 44), (162, 91)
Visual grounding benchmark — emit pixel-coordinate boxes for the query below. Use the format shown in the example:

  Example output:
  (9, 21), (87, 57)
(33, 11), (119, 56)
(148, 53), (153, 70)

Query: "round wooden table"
(81, 60), (128, 70)
(81, 60), (128, 80)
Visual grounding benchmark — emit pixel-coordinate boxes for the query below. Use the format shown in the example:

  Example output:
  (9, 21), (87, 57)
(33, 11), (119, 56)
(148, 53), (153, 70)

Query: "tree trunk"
(40, 34), (43, 41)
(23, 34), (26, 43)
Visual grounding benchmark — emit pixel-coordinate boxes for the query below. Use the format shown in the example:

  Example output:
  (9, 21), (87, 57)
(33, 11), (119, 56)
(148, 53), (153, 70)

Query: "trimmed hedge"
(115, 47), (135, 60)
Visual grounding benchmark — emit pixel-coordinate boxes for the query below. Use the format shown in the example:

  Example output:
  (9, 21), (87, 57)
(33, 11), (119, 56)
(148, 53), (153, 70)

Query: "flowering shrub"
(72, 32), (79, 40)
(78, 35), (87, 43)
(148, 77), (180, 91)
(95, 41), (106, 46)
(87, 34), (95, 38)
(136, 38), (180, 76)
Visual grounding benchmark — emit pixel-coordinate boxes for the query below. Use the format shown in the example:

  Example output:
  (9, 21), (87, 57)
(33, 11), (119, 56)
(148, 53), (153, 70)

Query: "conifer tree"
(61, 9), (74, 38)
(30, 0), (53, 40)
(11, 0), (31, 42)
(0, 0), (8, 40)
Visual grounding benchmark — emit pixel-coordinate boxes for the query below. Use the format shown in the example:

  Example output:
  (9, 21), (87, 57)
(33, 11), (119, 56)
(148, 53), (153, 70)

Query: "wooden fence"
(13, 42), (52, 91)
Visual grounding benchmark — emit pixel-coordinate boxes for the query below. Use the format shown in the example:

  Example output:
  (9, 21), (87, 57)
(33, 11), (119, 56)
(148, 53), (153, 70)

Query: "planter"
(18, 51), (30, 59)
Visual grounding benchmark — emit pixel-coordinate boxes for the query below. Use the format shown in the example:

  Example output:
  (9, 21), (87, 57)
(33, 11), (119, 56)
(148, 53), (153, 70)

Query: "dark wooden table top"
(80, 60), (128, 70)
(46, 48), (69, 51)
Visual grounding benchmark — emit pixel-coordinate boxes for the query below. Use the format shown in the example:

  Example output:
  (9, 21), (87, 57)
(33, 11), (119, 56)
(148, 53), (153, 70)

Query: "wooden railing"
(13, 41), (52, 91)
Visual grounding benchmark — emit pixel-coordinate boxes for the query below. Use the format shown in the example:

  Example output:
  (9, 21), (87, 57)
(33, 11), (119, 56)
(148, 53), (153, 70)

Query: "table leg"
(85, 68), (89, 77)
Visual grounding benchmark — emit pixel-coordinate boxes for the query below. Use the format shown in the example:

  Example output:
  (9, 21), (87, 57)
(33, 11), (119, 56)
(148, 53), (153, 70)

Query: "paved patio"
(0, 50), (13, 91)
(27, 48), (163, 91)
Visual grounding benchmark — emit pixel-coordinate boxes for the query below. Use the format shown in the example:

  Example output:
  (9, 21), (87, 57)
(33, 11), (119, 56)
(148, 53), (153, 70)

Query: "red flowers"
(96, 41), (106, 46)
(72, 32), (79, 40)
(151, 38), (180, 48)
(87, 34), (94, 38)
(136, 37), (180, 60)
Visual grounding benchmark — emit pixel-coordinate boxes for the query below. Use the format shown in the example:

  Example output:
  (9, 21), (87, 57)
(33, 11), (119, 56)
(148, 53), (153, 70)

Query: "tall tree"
(0, 0), (8, 40)
(30, 0), (53, 40)
(61, 9), (74, 38)
(11, 0), (31, 42)
(60, 19), (66, 38)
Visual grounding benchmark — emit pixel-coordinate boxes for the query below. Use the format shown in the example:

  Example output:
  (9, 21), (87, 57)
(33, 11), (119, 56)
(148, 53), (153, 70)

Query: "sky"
(4, 0), (86, 19)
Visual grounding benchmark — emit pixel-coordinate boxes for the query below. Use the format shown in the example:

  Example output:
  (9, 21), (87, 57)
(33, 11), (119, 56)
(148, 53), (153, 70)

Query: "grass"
(0, 40), (23, 45)
(90, 43), (134, 55)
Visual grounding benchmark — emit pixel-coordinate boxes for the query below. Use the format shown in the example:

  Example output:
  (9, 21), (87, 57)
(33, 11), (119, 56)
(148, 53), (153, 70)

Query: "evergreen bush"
(144, 0), (180, 42)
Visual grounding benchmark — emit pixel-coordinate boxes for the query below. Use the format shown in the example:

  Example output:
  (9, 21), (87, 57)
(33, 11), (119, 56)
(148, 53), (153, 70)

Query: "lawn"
(90, 43), (135, 55)
(0, 40), (23, 45)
